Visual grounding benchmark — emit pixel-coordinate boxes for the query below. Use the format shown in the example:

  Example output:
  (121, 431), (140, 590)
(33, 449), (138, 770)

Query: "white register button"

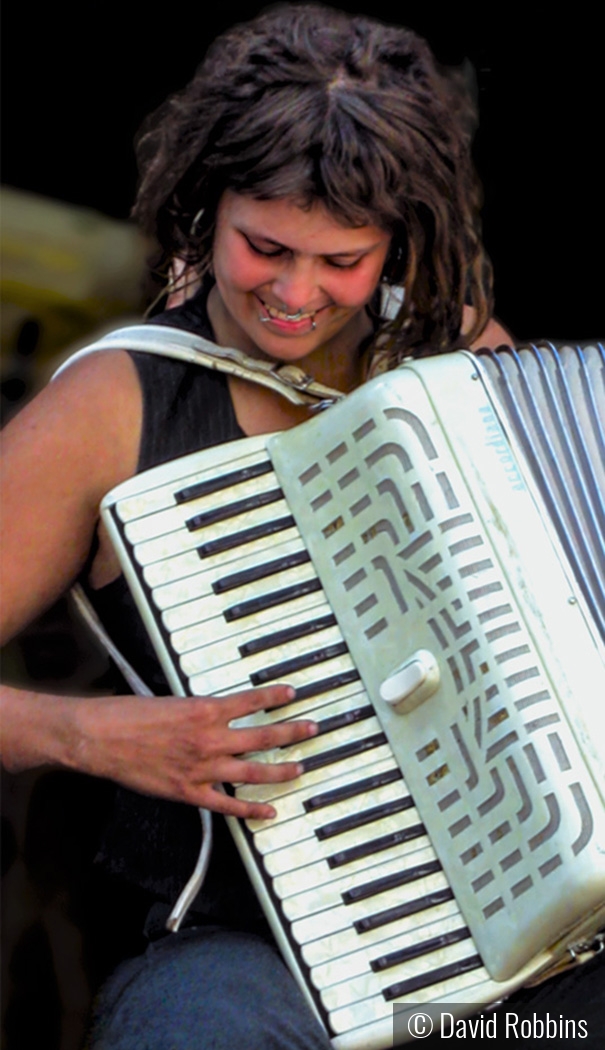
(379, 650), (440, 714)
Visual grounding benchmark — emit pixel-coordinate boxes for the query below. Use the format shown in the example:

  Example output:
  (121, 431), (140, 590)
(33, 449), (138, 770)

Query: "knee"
(88, 928), (331, 1050)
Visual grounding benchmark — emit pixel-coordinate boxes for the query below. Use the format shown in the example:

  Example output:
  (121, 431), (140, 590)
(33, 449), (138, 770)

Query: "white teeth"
(264, 302), (315, 322)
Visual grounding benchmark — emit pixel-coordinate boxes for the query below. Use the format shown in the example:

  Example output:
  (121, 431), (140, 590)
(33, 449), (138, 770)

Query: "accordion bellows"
(102, 344), (605, 1049)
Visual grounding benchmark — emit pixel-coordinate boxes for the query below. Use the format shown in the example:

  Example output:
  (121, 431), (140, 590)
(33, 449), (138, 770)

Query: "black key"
(213, 550), (311, 594)
(240, 614), (337, 657)
(371, 925), (471, 972)
(328, 822), (426, 869)
(382, 954), (483, 1000)
(186, 487), (284, 531)
(354, 886), (454, 932)
(224, 578), (322, 621)
(304, 768), (403, 813)
(294, 670), (360, 702)
(199, 515), (296, 557)
(314, 705), (374, 737)
(175, 460), (274, 503)
(301, 732), (388, 775)
(250, 642), (349, 685)
(343, 859), (442, 904)
(317, 796), (415, 841)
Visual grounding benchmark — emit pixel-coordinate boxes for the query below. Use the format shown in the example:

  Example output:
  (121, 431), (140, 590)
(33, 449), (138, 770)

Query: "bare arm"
(0, 351), (316, 819)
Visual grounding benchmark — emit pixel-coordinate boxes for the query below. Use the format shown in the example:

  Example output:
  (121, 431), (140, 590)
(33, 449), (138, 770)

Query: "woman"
(1, 5), (569, 1048)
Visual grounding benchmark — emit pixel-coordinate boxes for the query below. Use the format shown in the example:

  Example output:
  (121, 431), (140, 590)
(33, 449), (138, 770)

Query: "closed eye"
(324, 256), (363, 270)
(242, 233), (285, 258)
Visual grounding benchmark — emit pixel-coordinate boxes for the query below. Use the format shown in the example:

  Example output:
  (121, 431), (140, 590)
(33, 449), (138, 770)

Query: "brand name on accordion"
(479, 405), (525, 491)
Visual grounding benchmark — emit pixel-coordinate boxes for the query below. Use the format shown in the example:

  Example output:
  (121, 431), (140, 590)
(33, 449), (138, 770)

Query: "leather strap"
(53, 323), (345, 408)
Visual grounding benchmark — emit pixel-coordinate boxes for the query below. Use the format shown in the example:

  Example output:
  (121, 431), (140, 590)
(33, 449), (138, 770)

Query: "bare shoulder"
(461, 307), (514, 351)
(4, 349), (142, 490)
(0, 349), (142, 642)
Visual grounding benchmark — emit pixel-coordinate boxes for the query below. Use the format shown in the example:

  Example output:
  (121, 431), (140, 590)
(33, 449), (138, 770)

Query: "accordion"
(101, 343), (605, 1049)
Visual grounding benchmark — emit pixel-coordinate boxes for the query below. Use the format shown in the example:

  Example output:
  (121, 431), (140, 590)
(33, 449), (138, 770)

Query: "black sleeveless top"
(86, 288), (265, 927)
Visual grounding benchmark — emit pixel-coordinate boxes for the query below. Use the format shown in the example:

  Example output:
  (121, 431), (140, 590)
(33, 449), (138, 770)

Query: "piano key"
(114, 443), (271, 522)
(272, 831), (439, 905)
(186, 486), (285, 531)
(322, 940), (483, 1012)
(236, 743), (396, 806)
(252, 775), (409, 854)
(327, 822), (426, 869)
(245, 759), (405, 832)
(179, 622), (347, 680)
(240, 613), (337, 657)
(224, 576), (322, 622)
(234, 689), (373, 739)
(151, 535), (311, 610)
(354, 886), (455, 933)
(174, 458), (274, 503)
(213, 548), (311, 593)
(188, 646), (359, 702)
(310, 911), (467, 987)
(171, 589), (332, 654)
(261, 806), (426, 875)
(123, 468), (283, 545)
(200, 661), (362, 710)
(327, 963), (490, 1037)
(133, 497), (292, 566)
(281, 849), (442, 923)
(141, 519), (299, 587)
(315, 794), (414, 840)
(162, 568), (319, 634)
(248, 716), (385, 778)
(370, 923), (471, 972)
(380, 951), (483, 1000)
(177, 621), (346, 680)
(300, 895), (462, 968)
(198, 514), (296, 557)
(290, 868), (451, 944)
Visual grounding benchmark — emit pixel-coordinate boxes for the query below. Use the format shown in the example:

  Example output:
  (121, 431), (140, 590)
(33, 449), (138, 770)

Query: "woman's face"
(208, 191), (391, 373)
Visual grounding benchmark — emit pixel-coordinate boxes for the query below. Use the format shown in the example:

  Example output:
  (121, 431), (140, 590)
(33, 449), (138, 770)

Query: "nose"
(271, 258), (318, 311)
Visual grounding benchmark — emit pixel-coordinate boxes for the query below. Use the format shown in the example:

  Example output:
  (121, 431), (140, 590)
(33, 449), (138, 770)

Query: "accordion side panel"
(475, 343), (605, 642)
(267, 352), (605, 982)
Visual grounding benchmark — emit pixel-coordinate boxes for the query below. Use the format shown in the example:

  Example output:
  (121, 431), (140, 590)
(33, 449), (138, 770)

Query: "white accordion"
(101, 344), (605, 1049)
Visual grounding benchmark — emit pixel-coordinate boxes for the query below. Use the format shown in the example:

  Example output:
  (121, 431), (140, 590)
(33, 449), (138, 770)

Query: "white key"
(302, 897), (462, 968)
(291, 868), (450, 943)
(180, 623), (346, 680)
(272, 833), (436, 900)
(152, 534), (309, 611)
(281, 839), (437, 922)
(311, 909), (466, 987)
(262, 804), (425, 876)
(245, 754), (402, 831)
(253, 778), (409, 855)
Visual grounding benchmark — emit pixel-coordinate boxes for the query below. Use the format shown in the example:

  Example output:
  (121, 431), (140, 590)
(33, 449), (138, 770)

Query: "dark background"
(2, 3), (603, 341)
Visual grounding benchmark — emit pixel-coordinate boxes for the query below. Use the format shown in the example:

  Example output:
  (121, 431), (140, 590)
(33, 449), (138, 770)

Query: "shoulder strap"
(53, 324), (345, 408)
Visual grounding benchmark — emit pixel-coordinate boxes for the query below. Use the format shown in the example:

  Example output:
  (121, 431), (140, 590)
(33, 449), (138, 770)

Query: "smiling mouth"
(258, 300), (317, 323)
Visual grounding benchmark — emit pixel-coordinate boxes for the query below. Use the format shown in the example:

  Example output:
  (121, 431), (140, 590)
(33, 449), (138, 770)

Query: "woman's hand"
(1, 683), (316, 820)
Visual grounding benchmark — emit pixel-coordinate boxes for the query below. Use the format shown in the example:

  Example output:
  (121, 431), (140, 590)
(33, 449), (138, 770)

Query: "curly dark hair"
(132, 3), (493, 361)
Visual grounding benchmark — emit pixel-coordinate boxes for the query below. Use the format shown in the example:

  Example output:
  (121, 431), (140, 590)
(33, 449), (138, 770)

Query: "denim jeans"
(86, 925), (332, 1050)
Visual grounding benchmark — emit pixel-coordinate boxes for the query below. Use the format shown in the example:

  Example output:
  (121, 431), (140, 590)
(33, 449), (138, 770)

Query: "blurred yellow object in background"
(1, 186), (149, 416)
